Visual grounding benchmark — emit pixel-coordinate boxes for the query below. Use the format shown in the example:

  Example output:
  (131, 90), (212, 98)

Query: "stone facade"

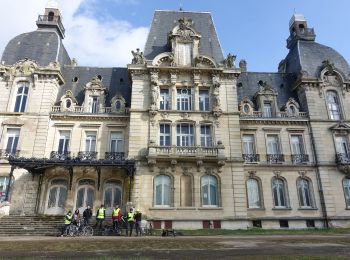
(0, 4), (350, 229)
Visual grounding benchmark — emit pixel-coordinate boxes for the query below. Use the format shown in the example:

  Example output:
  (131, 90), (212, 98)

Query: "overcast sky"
(0, 0), (349, 72)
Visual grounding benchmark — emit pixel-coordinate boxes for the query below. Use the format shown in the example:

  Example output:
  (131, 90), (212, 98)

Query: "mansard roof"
(237, 72), (298, 109)
(57, 66), (131, 107)
(284, 40), (350, 79)
(1, 30), (71, 66)
(144, 10), (225, 64)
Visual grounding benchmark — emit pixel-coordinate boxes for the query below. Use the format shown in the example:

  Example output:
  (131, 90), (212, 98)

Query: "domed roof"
(1, 29), (71, 66)
(46, 0), (60, 9)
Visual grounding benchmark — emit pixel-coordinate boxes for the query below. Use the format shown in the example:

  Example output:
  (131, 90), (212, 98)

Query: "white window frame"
(160, 89), (170, 110)
(90, 96), (99, 113)
(266, 135), (280, 155)
(154, 175), (171, 207)
(272, 177), (288, 208)
(177, 88), (192, 111)
(290, 134), (305, 155)
(247, 178), (262, 209)
(343, 178), (350, 208)
(176, 43), (192, 66)
(14, 82), (29, 113)
(110, 132), (123, 153)
(201, 175), (219, 207)
(5, 128), (20, 154)
(242, 134), (256, 155)
(159, 123), (171, 146)
(326, 90), (341, 120)
(263, 102), (272, 117)
(176, 123), (194, 146)
(199, 90), (210, 111)
(58, 130), (70, 153)
(85, 131), (97, 152)
(297, 178), (314, 208)
(200, 125), (213, 147)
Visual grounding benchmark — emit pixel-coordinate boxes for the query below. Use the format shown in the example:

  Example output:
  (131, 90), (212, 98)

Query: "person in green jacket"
(60, 211), (72, 236)
(94, 204), (105, 229)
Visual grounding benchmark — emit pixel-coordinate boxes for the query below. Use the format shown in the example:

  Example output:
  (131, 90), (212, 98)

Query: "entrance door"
(76, 184), (95, 213)
(103, 181), (122, 216)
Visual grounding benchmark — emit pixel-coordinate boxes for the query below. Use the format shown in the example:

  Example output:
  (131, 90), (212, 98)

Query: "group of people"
(61, 204), (142, 236)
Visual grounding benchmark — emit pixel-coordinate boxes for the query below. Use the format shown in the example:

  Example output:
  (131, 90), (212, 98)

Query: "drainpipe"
(307, 121), (329, 228)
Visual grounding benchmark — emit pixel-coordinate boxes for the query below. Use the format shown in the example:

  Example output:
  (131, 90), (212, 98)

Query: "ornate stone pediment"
(239, 96), (254, 115)
(169, 18), (201, 42)
(152, 52), (176, 67)
(2, 117), (25, 126)
(85, 76), (106, 92)
(194, 55), (217, 68)
(281, 97), (300, 116)
(14, 58), (38, 76)
(330, 121), (350, 133)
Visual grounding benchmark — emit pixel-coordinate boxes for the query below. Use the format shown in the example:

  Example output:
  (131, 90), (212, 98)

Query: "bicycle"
(142, 221), (154, 236)
(68, 222), (94, 237)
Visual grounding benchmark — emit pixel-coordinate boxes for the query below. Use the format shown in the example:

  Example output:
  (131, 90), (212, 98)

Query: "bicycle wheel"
(83, 226), (93, 236)
(68, 225), (76, 237)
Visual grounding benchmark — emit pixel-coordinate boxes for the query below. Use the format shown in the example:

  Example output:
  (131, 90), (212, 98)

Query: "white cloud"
(0, 0), (148, 67)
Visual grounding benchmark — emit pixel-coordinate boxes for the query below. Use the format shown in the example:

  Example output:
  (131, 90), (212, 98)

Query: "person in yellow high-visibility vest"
(126, 208), (135, 236)
(112, 205), (121, 232)
(60, 211), (72, 236)
(94, 204), (105, 229)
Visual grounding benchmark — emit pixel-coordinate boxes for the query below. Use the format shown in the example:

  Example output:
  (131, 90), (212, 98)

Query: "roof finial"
(179, 2), (183, 11)
(46, 0), (60, 10)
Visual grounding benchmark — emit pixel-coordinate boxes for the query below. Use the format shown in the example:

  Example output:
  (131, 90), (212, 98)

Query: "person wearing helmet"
(60, 210), (72, 236)
(112, 205), (122, 232)
(134, 209), (142, 236)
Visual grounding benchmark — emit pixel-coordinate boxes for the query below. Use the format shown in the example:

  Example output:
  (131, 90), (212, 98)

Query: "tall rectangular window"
(263, 102), (272, 117)
(290, 135), (304, 155)
(85, 132), (96, 152)
(176, 123), (194, 146)
(242, 135), (255, 154)
(335, 136), (349, 157)
(177, 89), (192, 111)
(58, 131), (70, 153)
(200, 125), (212, 147)
(160, 89), (170, 110)
(91, 96), (98, 113)
(199, 90), (210, 111)
(110, 132), (123, 153)
(14, 82), (29, 112)
(267, 135), (280, 154)
(6, 128), (20, 154)
(159, 124), (171, 146)
(176, 43), (192, 66)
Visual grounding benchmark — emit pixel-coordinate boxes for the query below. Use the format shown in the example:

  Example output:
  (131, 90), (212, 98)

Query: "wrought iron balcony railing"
(240, 111), (308, 119)
(77, 151), (98, 161)
(336, 153), (350, 165)
(267, 154), (284, 164)
(291, 154), (309, 164)
(0, 149), (20, 159)
(154, 146), (219, 156)
(50, 151), (71, 160)
(242, 154), (260, 163)
(105, 152), (125, 161)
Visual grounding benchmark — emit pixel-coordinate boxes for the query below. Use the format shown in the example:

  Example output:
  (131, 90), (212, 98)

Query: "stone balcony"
(240, 111), (308, 119)
(147, 141), (226, 167)
(335, 153), (350, 176)
(51, 106), (129, 115)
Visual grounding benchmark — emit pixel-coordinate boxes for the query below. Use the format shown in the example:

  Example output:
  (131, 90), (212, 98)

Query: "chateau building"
(0, 1), (350, 229)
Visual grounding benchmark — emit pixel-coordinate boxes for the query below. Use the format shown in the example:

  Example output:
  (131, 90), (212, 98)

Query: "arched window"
(297, 178), (314, 208)
(76, 179), (95, 212)
(104, 180), (122, 213)
(246, 178), (262, 208)
(326, 91), (341, 120)
(65, 99), (72, 109)
(201, 175), (218, 207)
(46, 179), (67, 215)
(154, 175), (171, 207)
(14, 82), (29, 112)
(343, 178), (350, 208)
(272, 177), (288, 208)
(115, 100), (122, 111)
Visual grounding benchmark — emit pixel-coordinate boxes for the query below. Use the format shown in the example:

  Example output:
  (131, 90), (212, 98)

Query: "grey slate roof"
(285, 40), (350, 79)
(237, 72), (298, 110)
(144, 10), (225, 64)
(58, 66), (131, 107)
(1, 29), (71, 66)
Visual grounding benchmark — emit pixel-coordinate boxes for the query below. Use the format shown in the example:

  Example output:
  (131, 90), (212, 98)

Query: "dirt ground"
(0, 234), (349, 259)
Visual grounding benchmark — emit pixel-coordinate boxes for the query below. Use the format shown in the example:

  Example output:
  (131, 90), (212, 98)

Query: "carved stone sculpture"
(239, 59), (247, 72)
(131, 48), (146, 65)
(223, 53), (236, 68)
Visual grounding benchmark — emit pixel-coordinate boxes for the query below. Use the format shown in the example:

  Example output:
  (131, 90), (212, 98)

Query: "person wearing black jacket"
(83, 206), (92, 226)
(134, 209), (142, 236)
